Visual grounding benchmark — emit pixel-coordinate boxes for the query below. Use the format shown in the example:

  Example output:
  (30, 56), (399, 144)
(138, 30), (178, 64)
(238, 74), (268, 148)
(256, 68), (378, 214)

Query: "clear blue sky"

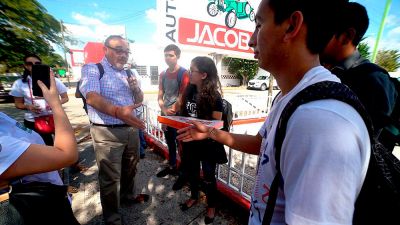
(38, 0), (400, 51)
(355, 0), (400, 52)
(38, 0), (157, 45)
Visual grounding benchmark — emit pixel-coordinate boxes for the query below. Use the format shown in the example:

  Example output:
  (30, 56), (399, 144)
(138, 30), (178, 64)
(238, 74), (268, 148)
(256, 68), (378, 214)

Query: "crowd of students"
(1, 0), (399, 224)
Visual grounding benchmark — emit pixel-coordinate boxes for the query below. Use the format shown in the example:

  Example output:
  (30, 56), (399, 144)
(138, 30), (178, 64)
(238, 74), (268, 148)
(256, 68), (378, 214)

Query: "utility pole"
(60, 20), (71, 87)
(371, 0), (392, 63)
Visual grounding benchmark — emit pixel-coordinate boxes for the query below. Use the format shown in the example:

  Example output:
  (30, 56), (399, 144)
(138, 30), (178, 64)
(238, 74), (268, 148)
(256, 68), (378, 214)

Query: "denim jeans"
(185, 150), (217, 208)
(138, 129), (147, 156)
(164, 126), (177, 167)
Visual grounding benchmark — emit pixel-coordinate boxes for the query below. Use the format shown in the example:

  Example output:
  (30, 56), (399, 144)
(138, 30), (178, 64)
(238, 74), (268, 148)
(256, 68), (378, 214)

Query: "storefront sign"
(157, 0), (261, 58)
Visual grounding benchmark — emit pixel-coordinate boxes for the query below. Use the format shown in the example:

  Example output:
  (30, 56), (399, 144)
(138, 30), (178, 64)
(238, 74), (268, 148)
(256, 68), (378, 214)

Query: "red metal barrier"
(145, 133), (251, 210)
(144, 116), (266, 211)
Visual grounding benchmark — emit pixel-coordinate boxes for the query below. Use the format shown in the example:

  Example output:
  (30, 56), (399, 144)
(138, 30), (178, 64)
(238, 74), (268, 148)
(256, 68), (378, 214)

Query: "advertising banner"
(157, 0), (261, 59)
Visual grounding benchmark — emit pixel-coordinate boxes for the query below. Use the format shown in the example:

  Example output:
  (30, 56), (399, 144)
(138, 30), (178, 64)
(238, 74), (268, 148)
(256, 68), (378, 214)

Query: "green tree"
(223, 57), (259, 86)
(0, 0), (65, 72)
(41, 54), (65, 68)
(357, 42), (371, 60)
(375, 49), (400, 72)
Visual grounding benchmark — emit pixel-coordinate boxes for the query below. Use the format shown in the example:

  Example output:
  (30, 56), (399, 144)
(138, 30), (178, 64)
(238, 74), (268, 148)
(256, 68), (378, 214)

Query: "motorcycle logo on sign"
(207, 0), (256, 28)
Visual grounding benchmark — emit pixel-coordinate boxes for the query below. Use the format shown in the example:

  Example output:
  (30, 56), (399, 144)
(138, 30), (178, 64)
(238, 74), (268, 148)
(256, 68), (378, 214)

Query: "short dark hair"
(22, 54), (42, 83)
(268, 0), (348, 54)
(335, 2), (369, 46)
(104, 35), (126, 46)
(164, 44), (181, 57)
(23, 54), (41, 63)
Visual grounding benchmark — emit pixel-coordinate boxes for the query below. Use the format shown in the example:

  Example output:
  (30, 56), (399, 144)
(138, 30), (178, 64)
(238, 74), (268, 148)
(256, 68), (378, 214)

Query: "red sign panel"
(84, 42), (105, 64)
(178, 17), (253, 54)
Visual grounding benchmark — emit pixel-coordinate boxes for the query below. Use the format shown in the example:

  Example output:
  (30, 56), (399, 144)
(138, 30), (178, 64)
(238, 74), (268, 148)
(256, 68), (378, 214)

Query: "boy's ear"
(337, 28), (356, 46)
(343, 28), (356, 45)
(284, 11), (303, 41)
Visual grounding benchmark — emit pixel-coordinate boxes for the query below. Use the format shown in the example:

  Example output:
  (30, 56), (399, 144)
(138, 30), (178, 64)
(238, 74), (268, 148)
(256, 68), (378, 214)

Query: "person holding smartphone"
(10, 54), (69, 146)
(0, 73), (79, 224)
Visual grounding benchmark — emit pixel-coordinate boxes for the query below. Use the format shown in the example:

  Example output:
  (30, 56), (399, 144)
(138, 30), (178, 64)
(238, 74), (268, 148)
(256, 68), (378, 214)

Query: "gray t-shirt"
(160, 67), (187, 110)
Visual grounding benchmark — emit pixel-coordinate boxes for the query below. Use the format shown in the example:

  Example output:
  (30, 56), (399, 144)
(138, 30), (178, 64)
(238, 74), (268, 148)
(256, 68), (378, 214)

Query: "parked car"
(247, 75), (278, 91)
(0, 73), (20, 102)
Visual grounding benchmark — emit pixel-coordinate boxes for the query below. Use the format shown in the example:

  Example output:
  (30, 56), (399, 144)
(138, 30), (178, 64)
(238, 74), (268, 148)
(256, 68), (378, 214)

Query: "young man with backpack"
(177, 0), (373, 224)
(321, 2), (398, 151)
(156, 44), (190, 190)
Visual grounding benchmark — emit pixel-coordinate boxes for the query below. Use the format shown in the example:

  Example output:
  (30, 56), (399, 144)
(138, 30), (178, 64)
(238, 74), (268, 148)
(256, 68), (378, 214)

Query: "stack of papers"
(157, 116), (223, 129)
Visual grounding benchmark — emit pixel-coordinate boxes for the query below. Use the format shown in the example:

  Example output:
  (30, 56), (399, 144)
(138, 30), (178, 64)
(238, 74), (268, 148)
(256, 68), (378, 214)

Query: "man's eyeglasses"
(25, 62), (41, 66)
(105, 45), (130, 55)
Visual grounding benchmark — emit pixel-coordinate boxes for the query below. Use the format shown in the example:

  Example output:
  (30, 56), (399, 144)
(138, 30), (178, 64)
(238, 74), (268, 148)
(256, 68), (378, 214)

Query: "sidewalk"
(64, 97), (248, 225)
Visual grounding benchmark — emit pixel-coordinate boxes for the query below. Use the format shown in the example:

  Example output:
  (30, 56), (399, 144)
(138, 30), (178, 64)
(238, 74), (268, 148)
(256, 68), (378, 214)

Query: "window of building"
(136, 65), (147, 76)
(150, 66), (159, 85)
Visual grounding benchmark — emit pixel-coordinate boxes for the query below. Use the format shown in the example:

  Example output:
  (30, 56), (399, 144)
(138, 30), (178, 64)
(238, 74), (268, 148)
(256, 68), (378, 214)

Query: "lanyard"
(27, 79), (35, 105)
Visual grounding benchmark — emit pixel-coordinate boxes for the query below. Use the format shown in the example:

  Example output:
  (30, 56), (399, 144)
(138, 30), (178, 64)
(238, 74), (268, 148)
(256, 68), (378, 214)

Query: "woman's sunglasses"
(25, 61), (41, 66)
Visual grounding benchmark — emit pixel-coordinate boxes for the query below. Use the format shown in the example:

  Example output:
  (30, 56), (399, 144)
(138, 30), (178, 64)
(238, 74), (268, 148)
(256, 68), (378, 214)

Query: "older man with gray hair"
(80, 35), (148, 225)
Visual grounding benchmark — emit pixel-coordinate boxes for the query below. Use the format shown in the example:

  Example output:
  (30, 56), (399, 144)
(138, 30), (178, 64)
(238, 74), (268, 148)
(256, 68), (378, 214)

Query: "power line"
(107, 10), (149, 24)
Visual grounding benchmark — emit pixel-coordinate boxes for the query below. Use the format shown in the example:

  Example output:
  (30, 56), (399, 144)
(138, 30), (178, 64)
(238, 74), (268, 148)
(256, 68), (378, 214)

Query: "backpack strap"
(262, 81), (374, 224)
(75, 80), (82, 98)
(162, 67), (187, 91)
(346, 63), (400, 135)
(96, 63), (104, 80)
(177, 67), (187, 87)
(161, 70), (166, 91)
(222, 99), (233, 131)
(350, 63), (389, 76)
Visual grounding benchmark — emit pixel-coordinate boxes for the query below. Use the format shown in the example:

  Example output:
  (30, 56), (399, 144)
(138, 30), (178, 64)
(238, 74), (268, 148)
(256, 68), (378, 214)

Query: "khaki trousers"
(90, 125), (139, 225)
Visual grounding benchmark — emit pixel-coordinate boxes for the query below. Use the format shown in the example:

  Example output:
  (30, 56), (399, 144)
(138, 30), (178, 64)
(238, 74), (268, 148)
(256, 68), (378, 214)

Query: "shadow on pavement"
(68, 136), (248, 225)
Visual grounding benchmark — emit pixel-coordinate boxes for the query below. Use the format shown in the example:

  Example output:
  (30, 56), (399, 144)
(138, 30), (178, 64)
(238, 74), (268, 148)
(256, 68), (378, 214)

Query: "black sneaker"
(172, 175), (187, 191)
(156, 167), (172, 177)
(140, 153), (145, 159)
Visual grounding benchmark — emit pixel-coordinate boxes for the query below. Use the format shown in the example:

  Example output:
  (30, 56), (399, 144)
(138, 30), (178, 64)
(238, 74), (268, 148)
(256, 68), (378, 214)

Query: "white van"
(247, 69), (278, 91)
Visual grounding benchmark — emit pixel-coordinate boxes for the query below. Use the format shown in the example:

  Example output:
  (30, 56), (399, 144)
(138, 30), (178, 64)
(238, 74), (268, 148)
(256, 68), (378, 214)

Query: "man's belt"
(91, 123), (129, 128)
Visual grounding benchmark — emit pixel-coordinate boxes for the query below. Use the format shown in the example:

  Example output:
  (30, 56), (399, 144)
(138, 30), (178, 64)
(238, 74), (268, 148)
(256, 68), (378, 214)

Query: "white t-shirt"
(0, 112), (63, 185)
(9, 77), (68, 122)
(249, 66), (371, 225)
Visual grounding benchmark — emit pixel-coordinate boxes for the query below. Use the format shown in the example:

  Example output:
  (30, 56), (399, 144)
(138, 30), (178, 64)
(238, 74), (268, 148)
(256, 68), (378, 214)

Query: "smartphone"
(31, 64), (50, 97)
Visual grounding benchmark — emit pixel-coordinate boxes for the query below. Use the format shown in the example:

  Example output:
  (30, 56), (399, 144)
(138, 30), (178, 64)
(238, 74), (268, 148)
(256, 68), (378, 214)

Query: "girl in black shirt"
(179, 57), (227, 224)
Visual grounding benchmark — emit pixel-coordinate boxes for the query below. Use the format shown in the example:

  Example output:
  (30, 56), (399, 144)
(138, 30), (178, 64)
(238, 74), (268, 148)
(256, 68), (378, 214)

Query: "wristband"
(113, 106), (120, 118)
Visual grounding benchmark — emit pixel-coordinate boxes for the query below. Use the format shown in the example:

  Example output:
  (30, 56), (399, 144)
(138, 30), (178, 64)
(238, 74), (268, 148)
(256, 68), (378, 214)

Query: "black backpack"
(221, 99), (233, 131)
(161, 67), (186, 91)
(341, 63), (400, 145)
(263, 81), (400, 225)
